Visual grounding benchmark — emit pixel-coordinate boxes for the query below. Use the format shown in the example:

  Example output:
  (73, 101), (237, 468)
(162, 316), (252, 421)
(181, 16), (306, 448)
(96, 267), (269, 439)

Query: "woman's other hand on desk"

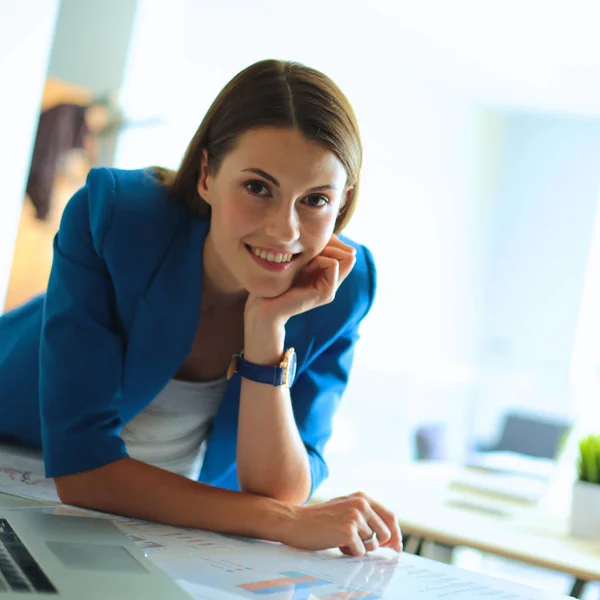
(282, 492), (402, 556)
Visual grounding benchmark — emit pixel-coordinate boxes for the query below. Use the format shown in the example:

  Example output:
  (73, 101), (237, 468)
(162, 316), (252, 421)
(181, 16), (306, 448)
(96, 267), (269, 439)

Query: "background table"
(315, 461), (600, 598)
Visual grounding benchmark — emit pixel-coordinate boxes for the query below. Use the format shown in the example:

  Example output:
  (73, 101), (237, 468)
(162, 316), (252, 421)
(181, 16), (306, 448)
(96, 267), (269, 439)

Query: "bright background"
(2, 1), (600, 595)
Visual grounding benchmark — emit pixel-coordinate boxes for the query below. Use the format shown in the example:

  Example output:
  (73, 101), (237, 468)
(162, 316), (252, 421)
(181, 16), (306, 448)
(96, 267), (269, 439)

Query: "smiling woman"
(199, 127), (350, 303)
(0, 59), (402, 557)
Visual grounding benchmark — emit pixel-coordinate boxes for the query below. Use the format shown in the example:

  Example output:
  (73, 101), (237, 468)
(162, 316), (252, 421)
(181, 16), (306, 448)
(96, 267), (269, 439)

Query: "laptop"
(0, 509), (191, 598)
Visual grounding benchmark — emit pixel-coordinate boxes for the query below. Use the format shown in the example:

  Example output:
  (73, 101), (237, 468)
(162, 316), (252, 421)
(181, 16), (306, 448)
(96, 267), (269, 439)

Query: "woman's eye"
(245, 180), (270, 196)
(303, 195), (329, 208)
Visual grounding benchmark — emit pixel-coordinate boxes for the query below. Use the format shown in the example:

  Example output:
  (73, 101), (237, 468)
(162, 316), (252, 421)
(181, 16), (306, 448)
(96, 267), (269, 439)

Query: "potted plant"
(570, 434), (600, 538)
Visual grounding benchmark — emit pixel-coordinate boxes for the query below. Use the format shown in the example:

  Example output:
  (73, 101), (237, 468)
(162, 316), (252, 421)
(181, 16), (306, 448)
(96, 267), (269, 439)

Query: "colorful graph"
(126, 534), (166, 550)
(237, 571), (328, 595)
(323, 593), (381, 600)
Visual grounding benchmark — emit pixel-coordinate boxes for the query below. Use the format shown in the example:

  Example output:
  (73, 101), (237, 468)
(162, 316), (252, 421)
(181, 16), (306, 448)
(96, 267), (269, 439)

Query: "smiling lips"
(245, 244), (301, 272)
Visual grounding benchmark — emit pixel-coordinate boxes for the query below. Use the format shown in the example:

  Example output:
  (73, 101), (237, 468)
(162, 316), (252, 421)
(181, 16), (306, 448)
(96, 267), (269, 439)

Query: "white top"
(121, 377), (227, 480)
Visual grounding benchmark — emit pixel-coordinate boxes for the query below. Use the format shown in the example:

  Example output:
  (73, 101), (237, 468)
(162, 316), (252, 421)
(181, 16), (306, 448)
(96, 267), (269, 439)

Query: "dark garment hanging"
(26, 103), (88, 221)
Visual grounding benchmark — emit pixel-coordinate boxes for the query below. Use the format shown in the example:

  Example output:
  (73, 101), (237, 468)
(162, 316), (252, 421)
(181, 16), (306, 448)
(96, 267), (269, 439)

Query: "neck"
(202, 233), (248, 311)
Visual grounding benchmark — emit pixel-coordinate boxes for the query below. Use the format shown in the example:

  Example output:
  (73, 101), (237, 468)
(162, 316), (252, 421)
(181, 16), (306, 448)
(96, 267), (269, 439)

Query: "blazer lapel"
(123, 217), (208, 409)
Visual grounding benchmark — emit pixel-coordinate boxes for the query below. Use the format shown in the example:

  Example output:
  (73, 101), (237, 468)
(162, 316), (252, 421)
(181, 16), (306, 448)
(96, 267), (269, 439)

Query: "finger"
(345, 493), (392, 549)
(352, 509), (382, 554)
(336, 253), (355, 288)
(302, 254), (337, 272)
(339, 530), (368, 557)
(375, 510), (402, 552)
(362, 509), (390, 550)
(317, 247), (356, 288)
(361, 494), (402, 552)
(362, 531), (379, 553)
(327, 235), (357, 255)
(340, 505), (373, 557)
(319, 246), (349, 260)
(319, 246), (354, 266)
(284, 257), (339, 316)
(302, 256), (339, 294)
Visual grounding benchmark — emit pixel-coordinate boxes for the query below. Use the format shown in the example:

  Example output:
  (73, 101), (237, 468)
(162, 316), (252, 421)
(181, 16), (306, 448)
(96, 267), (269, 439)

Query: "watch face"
(286, 349), (298, 387)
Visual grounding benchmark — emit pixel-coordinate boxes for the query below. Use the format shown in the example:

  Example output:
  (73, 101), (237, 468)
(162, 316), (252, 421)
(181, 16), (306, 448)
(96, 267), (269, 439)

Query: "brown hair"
(152, 59), (362, 233)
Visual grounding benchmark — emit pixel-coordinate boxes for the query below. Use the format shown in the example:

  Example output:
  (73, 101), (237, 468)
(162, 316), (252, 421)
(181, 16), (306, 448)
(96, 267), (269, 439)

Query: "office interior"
(1, 1), (599, 598)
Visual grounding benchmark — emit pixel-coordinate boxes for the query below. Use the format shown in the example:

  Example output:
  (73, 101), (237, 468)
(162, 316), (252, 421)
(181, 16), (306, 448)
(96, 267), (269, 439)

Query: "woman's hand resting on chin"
(245, 235), (357, 328)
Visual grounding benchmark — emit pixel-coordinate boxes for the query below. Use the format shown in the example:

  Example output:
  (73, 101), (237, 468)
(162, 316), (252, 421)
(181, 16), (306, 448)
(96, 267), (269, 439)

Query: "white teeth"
(251, 246), (293, 263)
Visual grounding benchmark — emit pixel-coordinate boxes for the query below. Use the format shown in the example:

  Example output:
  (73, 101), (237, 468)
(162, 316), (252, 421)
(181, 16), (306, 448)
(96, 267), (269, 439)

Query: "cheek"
(214, 192), (256, 236)
(302, 213), (337, 251)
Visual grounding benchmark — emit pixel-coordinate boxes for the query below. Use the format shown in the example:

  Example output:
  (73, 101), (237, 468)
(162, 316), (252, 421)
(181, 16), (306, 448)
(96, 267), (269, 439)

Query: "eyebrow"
(242, 168), (337, 193)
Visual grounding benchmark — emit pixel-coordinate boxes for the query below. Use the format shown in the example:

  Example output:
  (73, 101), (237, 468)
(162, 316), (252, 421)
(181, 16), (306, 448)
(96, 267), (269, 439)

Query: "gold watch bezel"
(280, 347), (296, 388)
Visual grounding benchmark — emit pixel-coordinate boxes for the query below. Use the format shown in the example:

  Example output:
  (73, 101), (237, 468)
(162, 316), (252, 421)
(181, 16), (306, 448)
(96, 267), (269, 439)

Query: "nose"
(264, 202), (300, 243)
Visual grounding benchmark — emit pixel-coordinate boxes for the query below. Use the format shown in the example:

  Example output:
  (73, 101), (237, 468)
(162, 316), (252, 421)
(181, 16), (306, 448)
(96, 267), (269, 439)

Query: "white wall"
(116, 1), (487, 381)
(115, 0), (600, 473)
(0, 0), (60, 311)
(329, 104), (505, 468)
(473, 112), (600, 439)
(47, 0), (138, 95)
(115, 0), (496, 468)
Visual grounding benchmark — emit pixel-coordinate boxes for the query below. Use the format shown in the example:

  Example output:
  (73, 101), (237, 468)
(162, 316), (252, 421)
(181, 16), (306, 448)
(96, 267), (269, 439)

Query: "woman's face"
(198, 126), (350, 299)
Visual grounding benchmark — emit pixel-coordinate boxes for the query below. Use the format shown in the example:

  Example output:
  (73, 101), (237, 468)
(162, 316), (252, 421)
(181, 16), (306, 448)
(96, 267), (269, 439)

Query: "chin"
(244, 275), (294, 299)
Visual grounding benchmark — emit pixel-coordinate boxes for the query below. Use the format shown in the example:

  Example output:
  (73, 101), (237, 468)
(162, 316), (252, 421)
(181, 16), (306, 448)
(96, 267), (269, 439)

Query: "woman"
(0, 60), (401, 556)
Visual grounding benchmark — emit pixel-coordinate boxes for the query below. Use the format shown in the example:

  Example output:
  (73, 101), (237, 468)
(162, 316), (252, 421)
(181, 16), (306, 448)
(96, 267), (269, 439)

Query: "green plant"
(577, 434), (600, 484)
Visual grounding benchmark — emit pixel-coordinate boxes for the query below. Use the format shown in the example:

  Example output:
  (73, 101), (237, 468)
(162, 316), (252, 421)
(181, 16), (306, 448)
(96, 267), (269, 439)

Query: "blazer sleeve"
(40, 170), (128, 478)
(291, 246), (377, 497)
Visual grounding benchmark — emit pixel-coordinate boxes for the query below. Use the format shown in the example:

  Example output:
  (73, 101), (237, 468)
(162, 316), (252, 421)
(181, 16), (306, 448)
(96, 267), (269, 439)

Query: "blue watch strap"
(231, 353), (285, 386)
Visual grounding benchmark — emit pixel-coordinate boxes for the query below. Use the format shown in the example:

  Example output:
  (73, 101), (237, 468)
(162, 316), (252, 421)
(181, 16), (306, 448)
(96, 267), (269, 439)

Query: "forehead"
(224, 127), (347, 187)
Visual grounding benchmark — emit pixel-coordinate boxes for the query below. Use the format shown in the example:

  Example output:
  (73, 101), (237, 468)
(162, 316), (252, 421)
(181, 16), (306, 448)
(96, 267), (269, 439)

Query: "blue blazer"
(0, 168), (376, 495)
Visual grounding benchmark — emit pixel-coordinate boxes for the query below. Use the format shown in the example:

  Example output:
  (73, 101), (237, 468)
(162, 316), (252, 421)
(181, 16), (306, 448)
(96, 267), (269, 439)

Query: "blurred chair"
(414, 423), (447, 461)
(477, 412), (572, 459)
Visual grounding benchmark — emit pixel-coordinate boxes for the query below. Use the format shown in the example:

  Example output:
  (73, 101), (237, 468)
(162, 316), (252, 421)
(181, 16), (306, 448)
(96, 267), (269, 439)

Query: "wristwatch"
(227, 348), (297, 388)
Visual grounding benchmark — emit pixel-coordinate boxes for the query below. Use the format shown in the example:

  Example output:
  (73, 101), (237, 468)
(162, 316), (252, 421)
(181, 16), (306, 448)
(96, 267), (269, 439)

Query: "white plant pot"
(570, 480), (600, 539)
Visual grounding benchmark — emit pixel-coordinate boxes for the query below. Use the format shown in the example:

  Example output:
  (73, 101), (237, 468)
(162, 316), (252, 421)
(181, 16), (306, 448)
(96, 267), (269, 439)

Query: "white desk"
(315, 461), (600, 598)
(0, 443), (579, 600)
(0, 490), (575, 600)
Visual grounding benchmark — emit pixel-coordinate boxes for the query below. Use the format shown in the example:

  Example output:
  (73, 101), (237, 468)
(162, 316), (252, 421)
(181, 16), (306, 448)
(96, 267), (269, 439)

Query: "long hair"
(152, 59), (362, 233)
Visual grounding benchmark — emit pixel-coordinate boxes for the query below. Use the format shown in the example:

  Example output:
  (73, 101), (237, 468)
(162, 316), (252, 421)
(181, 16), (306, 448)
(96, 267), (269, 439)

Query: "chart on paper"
(167, 551), (569, 600)
(115, 518), (251, 555)
(128, 529), (568, 600)
(0, 443), (60, 504)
